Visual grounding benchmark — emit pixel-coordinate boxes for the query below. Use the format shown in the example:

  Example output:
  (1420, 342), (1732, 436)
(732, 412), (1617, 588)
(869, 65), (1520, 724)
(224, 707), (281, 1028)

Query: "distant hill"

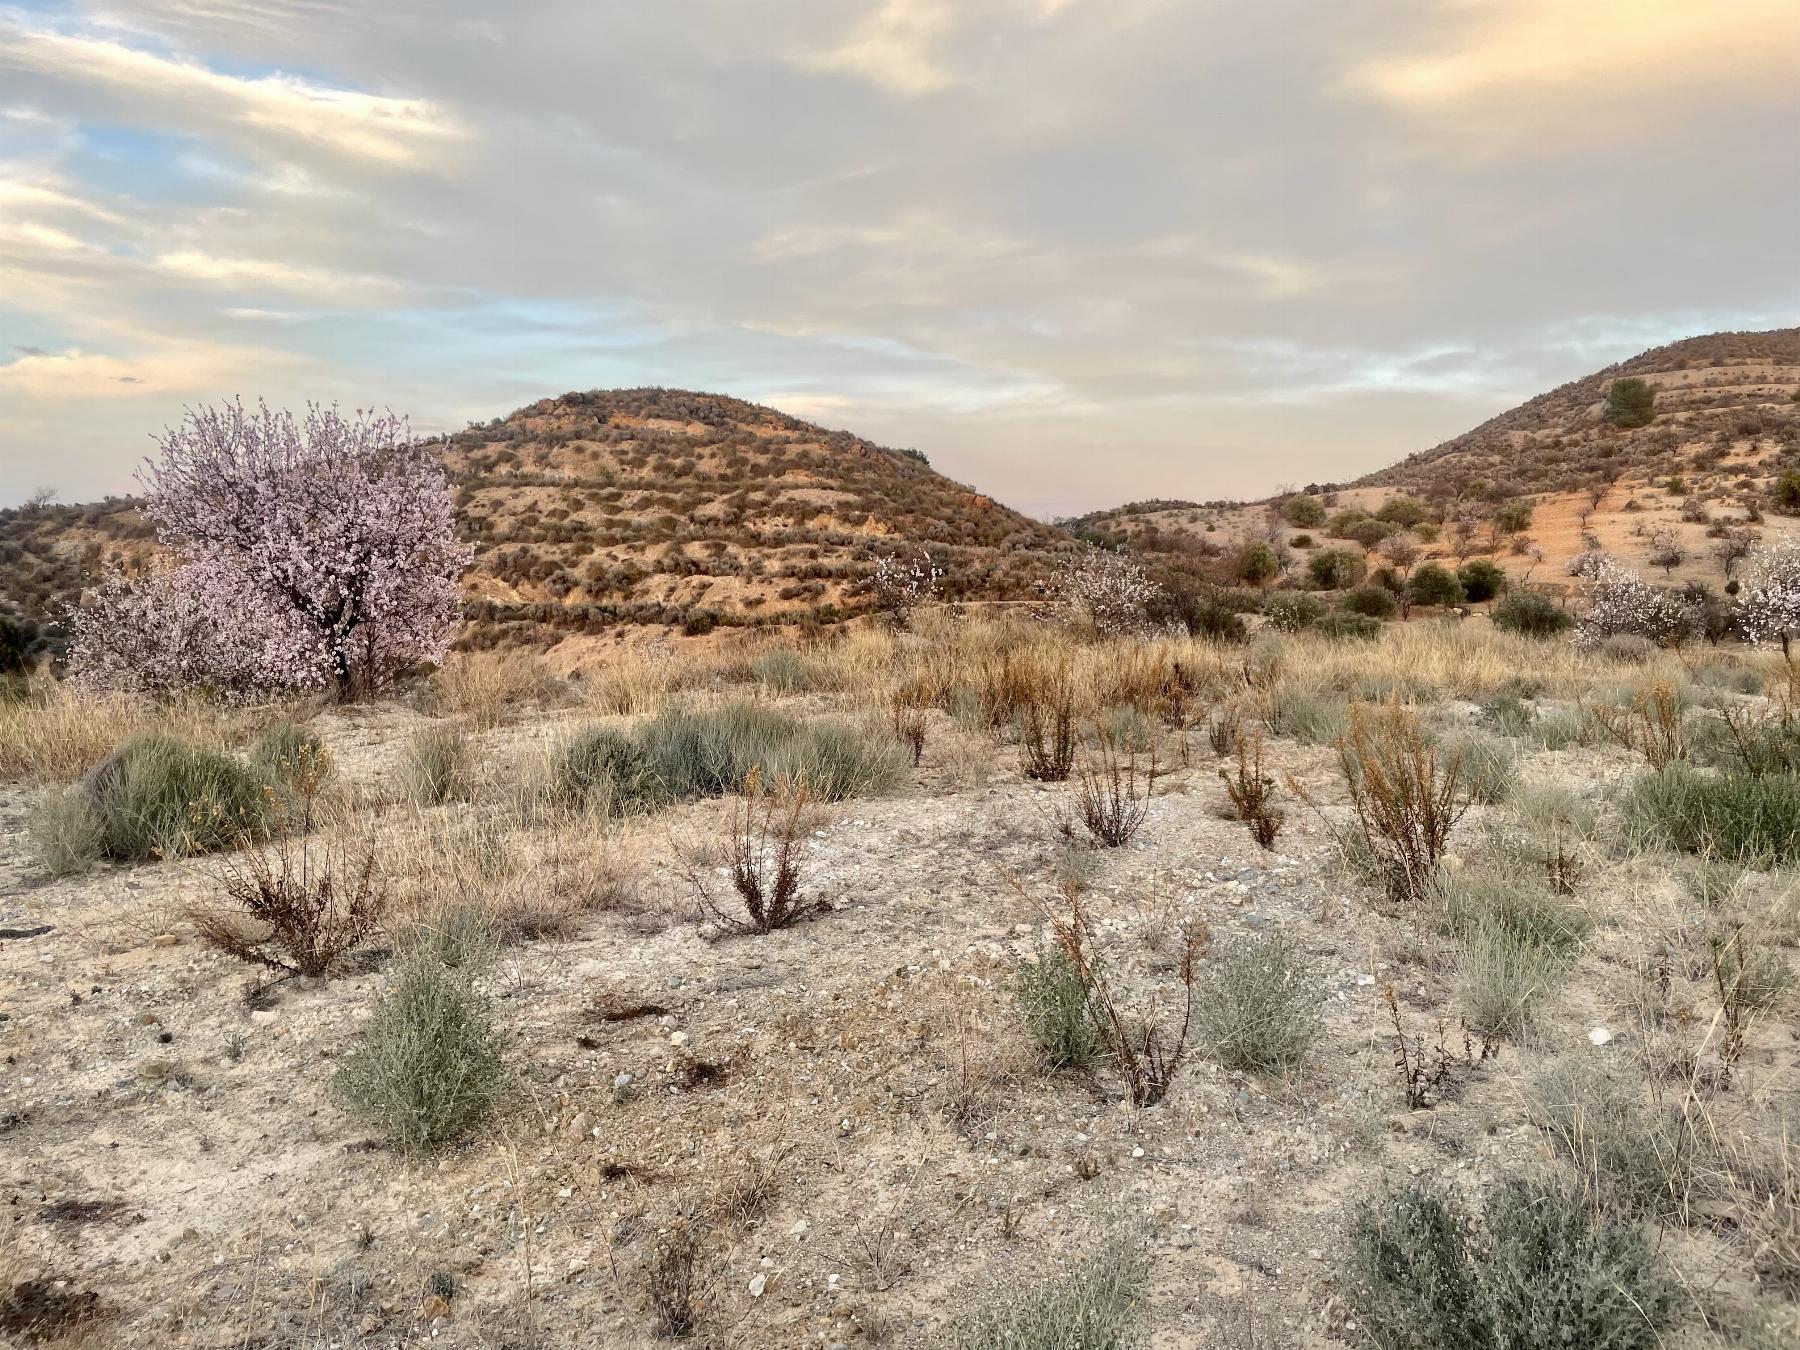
(1359, 327), (1800, 499)
(0, 389), (1073, 664)
(1073, 327), (1800, 593)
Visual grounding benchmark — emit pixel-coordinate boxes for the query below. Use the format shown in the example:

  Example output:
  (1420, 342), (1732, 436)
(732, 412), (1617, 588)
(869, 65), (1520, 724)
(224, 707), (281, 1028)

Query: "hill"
(1074, 327), (1800, 594)
(0, 389), (1072, 666)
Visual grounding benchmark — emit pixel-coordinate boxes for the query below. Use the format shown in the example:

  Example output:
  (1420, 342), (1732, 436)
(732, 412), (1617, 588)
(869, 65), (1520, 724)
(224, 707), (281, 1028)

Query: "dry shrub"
(1587, 680), (1688, 768)
(1040, 883), (1207, 1106)
(1019, 699), (1075, 782)
(642, 1222), (702, 1337)
(1333, 699), (1471, 906)
(403, 724), (476, 806)
(1220, 729), (1283, 849)
(944, 1223), (1151, 1350)
(428, 653), (564, 727)
(1074, 736), (1153, 847)
(676, 772), (822, 934)
(585, 647), (680, 716)
(1383, 985), (1497, 1108)
(889, 693), (928, 766)
(189, 761), (382, 978)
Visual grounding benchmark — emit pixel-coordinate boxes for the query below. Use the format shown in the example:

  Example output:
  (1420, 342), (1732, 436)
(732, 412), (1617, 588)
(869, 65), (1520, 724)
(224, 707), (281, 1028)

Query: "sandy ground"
(1, 696), (1794, 1348)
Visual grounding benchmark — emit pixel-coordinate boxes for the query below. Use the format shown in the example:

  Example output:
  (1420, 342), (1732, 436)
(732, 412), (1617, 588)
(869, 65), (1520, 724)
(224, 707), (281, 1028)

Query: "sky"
(1, 1), (1796, 518)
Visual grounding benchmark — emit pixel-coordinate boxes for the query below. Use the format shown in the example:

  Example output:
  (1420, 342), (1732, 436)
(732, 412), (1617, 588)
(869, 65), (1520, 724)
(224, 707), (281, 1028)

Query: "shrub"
(1075, 740), (1153, 847)
(551, 725), (660, 814)
(1263, 592), (1324, 632)
(1491, 589), (1571, 637)
(1456, 559), (1506, 604)
(1282, 494), (1326, 527)
(1019, 697), (1077, 783)
(1604, 376), (1656, 428)
(1343, 1178), (1675, 1350)
(1194, 935), (1320, 1073)
(191, 834), (385, 978)
(1335, 701), (1473, 905)
(83, 732), (275, 862)
(1408, 563), (1464, 609)
(1343, 586), (1399, 619)
(946, 1226), (1151, 1350)
(675, 774), (822, 934)
(1375, 495), (1430, 527)
(750, 648), (811, 693)
(333, 930), (506, 1154)
(1014, 944), (1100, 1071)
(1308, 548), (1368, 590)
(1229, 540), (1280, 588)
(1527, 1066), (1703, 1219)
(1442, 867), (1588, 953)
(1221, 730), (1284, 850)
(1620, 765), (1800, 863)
(1271, 687), (1347, 744)
(1317, 611), (1382, 641)
(642, 703), (907, 803)
(1456, 920), (1560, 1039)
(404, 725), (475, 806)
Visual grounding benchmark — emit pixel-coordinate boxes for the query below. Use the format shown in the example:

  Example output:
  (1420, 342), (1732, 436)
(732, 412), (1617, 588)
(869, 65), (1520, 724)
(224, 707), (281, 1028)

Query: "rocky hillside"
(1360, 327), (1800, 500)
(0, 390), (1073, 665)
(444, 388), (1068, 654)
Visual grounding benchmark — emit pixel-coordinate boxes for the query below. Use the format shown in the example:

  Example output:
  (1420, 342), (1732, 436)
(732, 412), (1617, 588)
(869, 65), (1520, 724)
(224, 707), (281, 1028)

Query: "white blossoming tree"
(864, 548), (941, 630)
(1734, 539), (1800, 665)
(1056, 546), (1162, 636)
(1572, 557), (1701, 650)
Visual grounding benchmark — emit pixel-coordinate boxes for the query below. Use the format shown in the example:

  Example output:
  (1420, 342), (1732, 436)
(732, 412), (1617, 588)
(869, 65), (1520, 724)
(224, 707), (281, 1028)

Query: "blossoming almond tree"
(1734, 539), (1800, 666)
(90, 400), (472, 698)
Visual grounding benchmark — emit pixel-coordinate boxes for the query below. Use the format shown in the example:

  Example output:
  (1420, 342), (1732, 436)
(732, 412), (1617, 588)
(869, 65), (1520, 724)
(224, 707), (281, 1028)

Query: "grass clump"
(1527, 1065), (1704, 1220)
(749, 648), (812, 694)
(1621, 765), (1800, 863)
(333, 921), (506, 1154)
(29, 785), (105, 875)
(1437, 729), (1516, 805)
(1269, 686), (1347, 745)
(639, 702), (906, 803)
(404, 725), (476, 806)
(249, 721), (330, 785)
(1454, 920), (1560, 1040)
(1343, 1178), (1675, 1350)
(74, 731), (275, 863)
(548, 725), (661, 815)
(1014, 944), (1100, 1071)
(1194, 935), (1320, 1074)
(945, 1226), (1151, 1350)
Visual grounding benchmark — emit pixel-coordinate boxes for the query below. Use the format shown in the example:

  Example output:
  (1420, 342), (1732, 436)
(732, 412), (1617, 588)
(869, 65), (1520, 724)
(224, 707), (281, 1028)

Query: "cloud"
(0, 19), (462, 167)
(0, 0), (1795, 513)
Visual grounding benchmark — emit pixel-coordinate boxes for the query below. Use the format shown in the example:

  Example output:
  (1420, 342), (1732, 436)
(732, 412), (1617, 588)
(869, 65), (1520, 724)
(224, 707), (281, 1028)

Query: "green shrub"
(333, 938), (506, 1154)
(750, 649), (812, 694)
(404, 725), (475, 806)
(1282, 494), (1326, 527)
(552, 725), (661, 814)
(1344, 1178), (1675, 1350)
(1263, 592), (1325, 632)
(1442, 867), (1588, 954)
(641, 703), (908, 803)
(1691, 664), (1763, 696)
(1014, 945), (1099, 1071)
(946, 1226), (1151, 1350)
(1604, 376), (1656, 429)
(1456, 559), (1506, 604)
(1492, 589), (1572, 637)
(1343, 586), (1399, 619)
(30, 786), (104, 875)
(1408, 563), (1464, 609)
(1620, 766), (1800, 863)
(1375, 495), (1430, 527)
(1309, 548), (1368, 590)
(1316, 611), (1382, 641)
(1193, 935), (1320, 1073)
(83, 732), (274, 862)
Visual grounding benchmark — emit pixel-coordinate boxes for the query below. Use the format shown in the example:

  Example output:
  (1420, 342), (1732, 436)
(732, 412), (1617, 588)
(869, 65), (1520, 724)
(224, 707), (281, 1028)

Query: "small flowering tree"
(1573, 557), (1701, 650)
(864, 548), (941, 630)
(1734, 539), (1800, 663)
(1056, 546), (1162, 636)
(69, 400), (471, 699)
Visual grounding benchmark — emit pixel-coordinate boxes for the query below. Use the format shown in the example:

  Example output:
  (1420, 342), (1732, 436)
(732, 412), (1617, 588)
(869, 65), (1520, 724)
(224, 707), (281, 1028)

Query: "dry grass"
(428, 653), (569, 727)
(0, 682), (260, 783)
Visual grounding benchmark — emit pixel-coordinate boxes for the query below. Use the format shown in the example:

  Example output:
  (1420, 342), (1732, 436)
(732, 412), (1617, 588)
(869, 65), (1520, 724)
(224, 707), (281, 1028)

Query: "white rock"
(1589, 1027), (1614, 1047)
(748, 1273), (766, 1297)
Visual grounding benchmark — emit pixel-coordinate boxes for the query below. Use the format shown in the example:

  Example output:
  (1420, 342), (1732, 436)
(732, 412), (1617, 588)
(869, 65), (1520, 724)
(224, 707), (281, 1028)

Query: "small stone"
(748, 1273), (767, 1297)
(1589, 1027), (1614, 1047)
(152, 934), (179, 948)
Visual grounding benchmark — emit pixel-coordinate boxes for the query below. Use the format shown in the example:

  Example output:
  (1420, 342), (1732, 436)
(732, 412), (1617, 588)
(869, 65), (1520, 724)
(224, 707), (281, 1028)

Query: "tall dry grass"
(0, 682), (271, 783)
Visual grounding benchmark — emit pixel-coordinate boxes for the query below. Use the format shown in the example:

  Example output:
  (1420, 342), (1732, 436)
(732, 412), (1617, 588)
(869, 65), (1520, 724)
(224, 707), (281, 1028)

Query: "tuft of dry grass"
(427, 653), (567, 728)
